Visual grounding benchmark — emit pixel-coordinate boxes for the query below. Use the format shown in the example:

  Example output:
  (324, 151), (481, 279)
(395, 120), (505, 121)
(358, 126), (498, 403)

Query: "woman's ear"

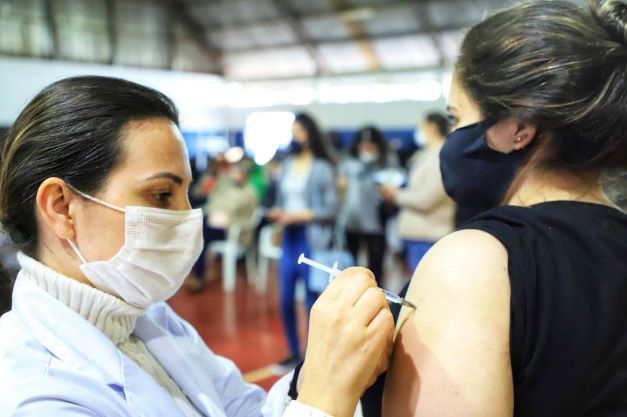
(35, 178), (77, 240)
(513, 122), (538, 151)
(486, 119), (538, 153)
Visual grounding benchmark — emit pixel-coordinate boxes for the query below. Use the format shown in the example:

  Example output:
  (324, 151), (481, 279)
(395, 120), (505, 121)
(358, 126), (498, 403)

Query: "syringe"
(298, 253), (416, 310)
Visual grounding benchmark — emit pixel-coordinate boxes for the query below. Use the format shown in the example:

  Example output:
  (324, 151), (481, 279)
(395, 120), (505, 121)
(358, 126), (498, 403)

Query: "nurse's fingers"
(353, 286), (390, 327)
(367, 306), (394, 350)
(324, 267), (376, 302)
(367, 307), (395, 376)
(336, 268), (378, 307)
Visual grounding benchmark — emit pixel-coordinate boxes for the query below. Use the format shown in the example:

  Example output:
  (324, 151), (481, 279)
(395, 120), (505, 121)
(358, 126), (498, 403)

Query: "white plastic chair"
(256, 224), (283, 294)
(206, 209), (262, 293)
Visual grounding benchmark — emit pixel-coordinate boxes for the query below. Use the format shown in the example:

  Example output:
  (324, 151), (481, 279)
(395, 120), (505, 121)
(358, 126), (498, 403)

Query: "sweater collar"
(16, 252), (144, 345)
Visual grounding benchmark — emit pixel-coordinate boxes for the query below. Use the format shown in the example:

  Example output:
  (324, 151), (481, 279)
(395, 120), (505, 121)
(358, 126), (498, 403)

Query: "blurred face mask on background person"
(413, 129), (425, 147)
(288, 140), (305, 155)
(439, 121), (532, 208)
(359, 150), (379, 164)
(66, 185), (203, 309)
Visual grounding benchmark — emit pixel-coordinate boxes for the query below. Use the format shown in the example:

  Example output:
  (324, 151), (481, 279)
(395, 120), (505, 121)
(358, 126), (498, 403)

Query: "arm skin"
(383, 229), (514, 417)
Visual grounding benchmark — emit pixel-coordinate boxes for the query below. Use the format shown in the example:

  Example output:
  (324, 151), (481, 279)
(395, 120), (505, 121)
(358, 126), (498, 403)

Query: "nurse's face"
(69, 117), (193, 263)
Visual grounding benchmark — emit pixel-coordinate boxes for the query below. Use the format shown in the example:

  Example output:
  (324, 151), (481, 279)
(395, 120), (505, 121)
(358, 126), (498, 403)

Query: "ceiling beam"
(163, 0), (223, 74)
(188, 0), (428, 28)
(268, 0), (327, 76)
(43, 0), (59, 59)
(330, 0), (382, 71)
(412, 2), (448, 66)
(229, 64), (452, 83)
(223, 23), (466, 55)
(104, 0), (117, 65)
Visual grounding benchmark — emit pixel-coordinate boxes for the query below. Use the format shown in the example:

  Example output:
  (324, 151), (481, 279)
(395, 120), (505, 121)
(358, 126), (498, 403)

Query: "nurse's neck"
(36, 237), (94, 287)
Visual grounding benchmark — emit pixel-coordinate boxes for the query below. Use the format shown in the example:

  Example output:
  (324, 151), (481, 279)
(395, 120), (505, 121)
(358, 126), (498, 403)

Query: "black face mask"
(439, 121), (531, 210)
(288, 140), (304, 155)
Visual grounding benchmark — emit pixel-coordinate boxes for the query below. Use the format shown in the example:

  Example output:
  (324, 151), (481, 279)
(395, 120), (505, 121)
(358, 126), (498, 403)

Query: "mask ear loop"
(65, 183), (125, 213)
(64, 182), (125, 264)
(66, 238), (89, 264)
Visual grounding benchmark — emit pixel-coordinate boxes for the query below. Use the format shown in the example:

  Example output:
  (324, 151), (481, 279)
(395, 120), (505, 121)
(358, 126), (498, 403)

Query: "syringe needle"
(297, 253), (416, 309)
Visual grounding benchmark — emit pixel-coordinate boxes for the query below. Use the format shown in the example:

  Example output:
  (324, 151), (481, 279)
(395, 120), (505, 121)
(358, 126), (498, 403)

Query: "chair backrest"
(226, 208), (263, 246)
(258, 224), (282, 259)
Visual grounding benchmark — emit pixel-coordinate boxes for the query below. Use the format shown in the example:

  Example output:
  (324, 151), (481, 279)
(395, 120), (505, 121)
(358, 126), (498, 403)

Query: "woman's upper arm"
(383, 229), (514, 417)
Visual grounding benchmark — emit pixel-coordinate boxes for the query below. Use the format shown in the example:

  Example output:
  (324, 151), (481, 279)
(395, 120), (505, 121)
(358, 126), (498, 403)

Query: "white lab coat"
(0, 275), (292, 416)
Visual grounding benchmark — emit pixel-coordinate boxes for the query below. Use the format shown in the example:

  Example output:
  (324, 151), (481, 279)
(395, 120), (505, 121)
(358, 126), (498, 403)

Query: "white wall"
(0, 56), (450, 135)
(0, 56), (227, 131)
(225, 99), (448, 131)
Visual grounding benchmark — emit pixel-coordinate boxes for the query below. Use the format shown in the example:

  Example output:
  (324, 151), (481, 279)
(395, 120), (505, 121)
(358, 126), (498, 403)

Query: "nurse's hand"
(297, 267), (394, 417)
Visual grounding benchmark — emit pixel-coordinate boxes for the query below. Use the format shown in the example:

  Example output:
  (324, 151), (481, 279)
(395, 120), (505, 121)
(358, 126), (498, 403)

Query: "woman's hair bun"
(592, 0), (627, 45)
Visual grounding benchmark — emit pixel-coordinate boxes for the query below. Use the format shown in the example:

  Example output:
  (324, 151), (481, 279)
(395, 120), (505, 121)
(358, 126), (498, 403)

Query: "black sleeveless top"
(461, 201), (627, 417)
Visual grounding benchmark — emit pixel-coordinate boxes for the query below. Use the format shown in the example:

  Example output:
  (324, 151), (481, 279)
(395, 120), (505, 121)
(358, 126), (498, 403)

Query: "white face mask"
(414, 128), (425, 147)
(66, 186), (203, 309)
(359, 151), (379, 164)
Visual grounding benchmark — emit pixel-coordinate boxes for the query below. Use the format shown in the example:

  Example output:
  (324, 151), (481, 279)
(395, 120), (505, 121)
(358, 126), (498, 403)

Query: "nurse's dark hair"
(456, 0), (627, 169)
(0, 76), (178, 312)
(0, 262), (13, 314)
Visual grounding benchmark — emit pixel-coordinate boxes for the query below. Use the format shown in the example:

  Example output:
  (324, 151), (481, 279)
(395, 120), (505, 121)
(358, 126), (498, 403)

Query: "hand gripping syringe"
(298, 253), (416, 310)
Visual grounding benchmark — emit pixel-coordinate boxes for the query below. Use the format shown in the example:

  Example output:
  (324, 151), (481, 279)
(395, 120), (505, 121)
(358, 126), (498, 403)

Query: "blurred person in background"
(188, 153), (258, 291)
(338, 126), (399, 283)
(268, 112), (337, 370)
(189, 156), (218, 208)
(190, 155), (221, 203)
(261, 158), (282, 209)
(248, 161), (268, 203)
(384, 1), (627, 416)
(0, 77), (393, 417)
(0, 232), (18, 315)
(0, 231), (19, 274)
(380, 113), (455, 274)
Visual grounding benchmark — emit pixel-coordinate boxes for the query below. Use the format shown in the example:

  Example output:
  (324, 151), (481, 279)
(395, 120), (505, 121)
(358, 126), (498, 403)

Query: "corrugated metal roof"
(0, 0), (517, 79)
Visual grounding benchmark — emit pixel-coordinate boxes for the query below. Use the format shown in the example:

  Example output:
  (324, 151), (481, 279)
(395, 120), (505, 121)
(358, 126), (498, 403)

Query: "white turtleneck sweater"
(17, 253), (202, 417)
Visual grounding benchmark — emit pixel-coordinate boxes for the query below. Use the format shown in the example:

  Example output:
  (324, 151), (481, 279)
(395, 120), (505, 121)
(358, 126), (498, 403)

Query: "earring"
(514, 137), (523, 143)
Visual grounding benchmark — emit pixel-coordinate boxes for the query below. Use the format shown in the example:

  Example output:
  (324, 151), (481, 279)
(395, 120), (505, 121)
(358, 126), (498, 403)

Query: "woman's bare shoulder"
(384, 230), (513, 417)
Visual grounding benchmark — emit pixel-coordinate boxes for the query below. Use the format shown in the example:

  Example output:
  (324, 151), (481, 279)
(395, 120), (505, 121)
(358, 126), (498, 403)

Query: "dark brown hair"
(425, 112), (451, 138)
(294, 112), (335, 164)
(348, 125), (390, 166)
(0, 76), (178, 313)
(0, 262), (13, 314)
(456, 0), (627, 170)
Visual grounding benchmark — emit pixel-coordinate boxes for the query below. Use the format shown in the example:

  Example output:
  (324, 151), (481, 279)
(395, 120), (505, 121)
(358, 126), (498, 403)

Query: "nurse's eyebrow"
(142, 172), (183, 185)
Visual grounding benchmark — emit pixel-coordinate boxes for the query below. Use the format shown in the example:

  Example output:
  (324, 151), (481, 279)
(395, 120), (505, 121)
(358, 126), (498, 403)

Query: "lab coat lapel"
(14, 276), (187, 417)
(134, 314), (226, 417)
(121, 353), (188, 417)
(12, 276), (123, 386)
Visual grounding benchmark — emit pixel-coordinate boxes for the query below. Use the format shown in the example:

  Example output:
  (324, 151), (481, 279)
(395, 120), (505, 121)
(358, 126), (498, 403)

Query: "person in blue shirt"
(268, 113), (338, 370)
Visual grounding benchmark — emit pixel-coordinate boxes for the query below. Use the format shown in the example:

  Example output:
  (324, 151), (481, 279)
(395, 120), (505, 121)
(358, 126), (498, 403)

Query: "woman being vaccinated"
(384, 1), (627, 416)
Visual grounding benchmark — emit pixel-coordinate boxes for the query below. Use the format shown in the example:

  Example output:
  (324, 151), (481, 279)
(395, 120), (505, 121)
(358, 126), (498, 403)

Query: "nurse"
(0, 76), (394, 417)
